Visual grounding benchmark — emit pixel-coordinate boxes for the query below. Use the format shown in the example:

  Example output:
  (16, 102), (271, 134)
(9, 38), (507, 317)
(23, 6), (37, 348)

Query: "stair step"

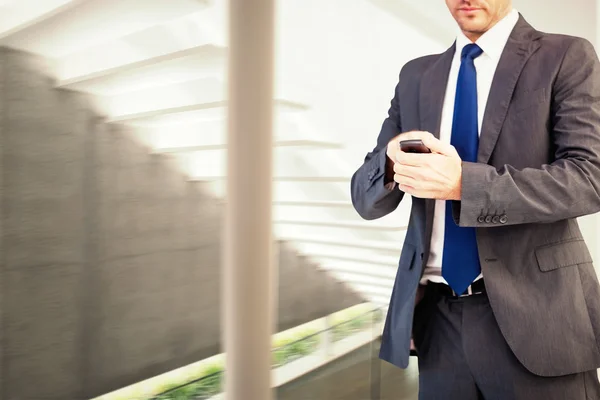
(58, 44), (226, 95)
(106, 98), (308, 124)
(319, 264), (397, 280)
(187, 179), (357, 202)
(274, 201), (354, 208)
(275, 219), (405, 232)
(55, 7), (221, 83)
(143, 115), (334, 154)
(190, 176), (350, 183)
(280, 236), (400, 253)
(155, 139), (341, 154)
(0, 0), (208, 57)
(0, 0), (83, 40)
(309, 254), (399, 267)
(332, 273), (394, 289)
(348, 284), (392, 298)
(368, 295), (391, 307)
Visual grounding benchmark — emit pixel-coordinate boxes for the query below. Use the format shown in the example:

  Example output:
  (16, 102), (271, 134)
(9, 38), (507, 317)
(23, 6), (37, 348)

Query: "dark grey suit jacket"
(351, 14), (600, 377)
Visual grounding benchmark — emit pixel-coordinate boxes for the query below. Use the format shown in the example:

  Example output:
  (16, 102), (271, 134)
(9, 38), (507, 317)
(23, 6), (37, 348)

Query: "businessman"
(351, 1), (600, 398)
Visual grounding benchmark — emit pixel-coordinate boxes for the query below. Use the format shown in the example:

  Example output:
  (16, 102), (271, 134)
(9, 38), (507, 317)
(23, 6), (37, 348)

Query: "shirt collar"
(455, 8), (520, 62)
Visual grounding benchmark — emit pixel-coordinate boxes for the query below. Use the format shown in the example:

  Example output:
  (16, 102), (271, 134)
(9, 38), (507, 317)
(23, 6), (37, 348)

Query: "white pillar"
(223, 0), (276, 399)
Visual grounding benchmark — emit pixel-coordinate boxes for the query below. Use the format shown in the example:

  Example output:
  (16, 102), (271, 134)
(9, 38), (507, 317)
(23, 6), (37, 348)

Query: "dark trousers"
(412, 283), (600, 400)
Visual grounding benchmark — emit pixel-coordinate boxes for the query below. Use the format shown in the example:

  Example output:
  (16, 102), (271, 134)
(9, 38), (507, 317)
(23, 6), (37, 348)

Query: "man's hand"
(388, 131), (463, 200)
(385, 131), (432, 183)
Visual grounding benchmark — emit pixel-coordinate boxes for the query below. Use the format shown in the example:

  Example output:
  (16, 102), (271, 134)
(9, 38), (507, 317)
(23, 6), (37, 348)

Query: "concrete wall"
(0, 47), (363, 400)
(0, 47), (92, 400)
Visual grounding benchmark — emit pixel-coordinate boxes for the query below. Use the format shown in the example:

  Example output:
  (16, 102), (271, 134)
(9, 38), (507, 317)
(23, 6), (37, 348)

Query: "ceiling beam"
(107, 98), (308, 123)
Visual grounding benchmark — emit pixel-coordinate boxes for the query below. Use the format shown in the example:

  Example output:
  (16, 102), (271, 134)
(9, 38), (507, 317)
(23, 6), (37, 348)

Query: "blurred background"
(0, 0), (598, 399)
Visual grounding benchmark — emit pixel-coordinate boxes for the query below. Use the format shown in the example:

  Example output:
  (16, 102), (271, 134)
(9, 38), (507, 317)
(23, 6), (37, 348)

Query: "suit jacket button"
(485, 216), (492, 223)
(477, 216), (485, 223)
(492, 216), (500, 224)
(500, 215), (508, 224)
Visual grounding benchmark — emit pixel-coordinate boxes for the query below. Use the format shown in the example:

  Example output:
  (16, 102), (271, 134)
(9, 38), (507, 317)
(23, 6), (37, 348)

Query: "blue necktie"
(441, 44), (483, 295)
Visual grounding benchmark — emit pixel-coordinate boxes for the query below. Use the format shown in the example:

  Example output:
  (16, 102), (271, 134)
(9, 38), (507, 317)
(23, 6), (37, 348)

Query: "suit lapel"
(419, 45), (455, 139)
(418, 45), (455, 266)
(478, 17), (542, 163)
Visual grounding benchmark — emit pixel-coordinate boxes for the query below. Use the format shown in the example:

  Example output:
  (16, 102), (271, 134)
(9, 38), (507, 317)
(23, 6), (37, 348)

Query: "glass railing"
(151, 305), (384, 400)
(154, 369), (223, 400)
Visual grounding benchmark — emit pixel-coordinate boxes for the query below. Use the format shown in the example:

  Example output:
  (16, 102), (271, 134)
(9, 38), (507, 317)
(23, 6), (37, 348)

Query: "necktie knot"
(461, 43), (483, 61)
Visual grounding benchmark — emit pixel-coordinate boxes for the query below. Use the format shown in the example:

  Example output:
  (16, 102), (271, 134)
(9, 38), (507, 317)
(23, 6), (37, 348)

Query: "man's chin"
(459, 22), (487, 36)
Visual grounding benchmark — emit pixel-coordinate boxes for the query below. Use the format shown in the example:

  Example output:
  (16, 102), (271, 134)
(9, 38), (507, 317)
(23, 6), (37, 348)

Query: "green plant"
(154, 363), (224, 400)
(331, 312), (374, 342)
(155, 383), (199, 400)
(272, 329), (320, 367)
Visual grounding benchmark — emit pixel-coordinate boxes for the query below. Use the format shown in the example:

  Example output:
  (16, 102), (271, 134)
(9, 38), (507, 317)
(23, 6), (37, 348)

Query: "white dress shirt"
(421, 8), (520, 284)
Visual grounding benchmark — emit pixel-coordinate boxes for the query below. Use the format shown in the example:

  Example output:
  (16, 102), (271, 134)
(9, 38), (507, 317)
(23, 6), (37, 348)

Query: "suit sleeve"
(351, 69), (405, 220)
(454, 38), (600, 227)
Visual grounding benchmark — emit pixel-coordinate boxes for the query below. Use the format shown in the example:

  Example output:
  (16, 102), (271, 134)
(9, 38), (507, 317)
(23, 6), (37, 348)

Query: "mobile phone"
(399, 139), (431, 154)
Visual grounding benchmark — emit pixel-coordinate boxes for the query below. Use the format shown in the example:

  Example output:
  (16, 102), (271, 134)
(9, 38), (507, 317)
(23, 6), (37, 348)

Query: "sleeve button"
(492, 216), (500, 224)
(485, 216), (492, 223)
(477, 216), (485, 223)
(499, 215), (508, 224)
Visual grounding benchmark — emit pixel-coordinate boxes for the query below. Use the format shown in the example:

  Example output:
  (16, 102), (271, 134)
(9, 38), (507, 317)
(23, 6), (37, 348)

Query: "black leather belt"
(427, 279), (486, 298)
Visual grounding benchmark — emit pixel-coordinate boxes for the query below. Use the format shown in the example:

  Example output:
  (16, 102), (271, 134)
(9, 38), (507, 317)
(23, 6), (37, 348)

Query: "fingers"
(395, 176), (436, 199)
(394, 173), (418, 187)
(393, 155), (447, 190)
(389, 130), (460, 165)
(394, 167), (436, 189)
(395, 149), (432, 167)
(397, 131), (458, 158)
(394, 162), (430, 187)
(421, 134), (458, 157)
(393, 163), (421, 178)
